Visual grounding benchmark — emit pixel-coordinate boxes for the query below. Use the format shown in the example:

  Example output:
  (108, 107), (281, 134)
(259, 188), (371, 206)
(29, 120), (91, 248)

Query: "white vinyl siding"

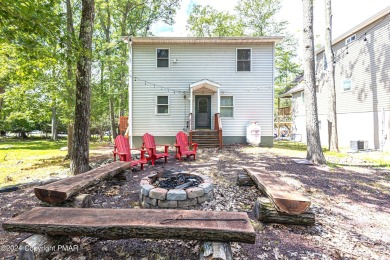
(132, 43), (274, 137)
(220, 96), (234, 118)
(156, 95), (169, 114)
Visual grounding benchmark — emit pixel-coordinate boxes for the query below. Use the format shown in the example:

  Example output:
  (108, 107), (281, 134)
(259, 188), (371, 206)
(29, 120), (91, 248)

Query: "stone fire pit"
(139, 170), (214, 208)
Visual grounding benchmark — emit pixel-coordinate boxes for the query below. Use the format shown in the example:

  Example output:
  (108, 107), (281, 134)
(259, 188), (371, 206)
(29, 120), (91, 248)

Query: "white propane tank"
(246, 121), (261, 146)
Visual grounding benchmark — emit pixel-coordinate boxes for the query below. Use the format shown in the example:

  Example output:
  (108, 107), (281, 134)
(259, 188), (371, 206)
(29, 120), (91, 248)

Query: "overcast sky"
(150, 0), (389, 61)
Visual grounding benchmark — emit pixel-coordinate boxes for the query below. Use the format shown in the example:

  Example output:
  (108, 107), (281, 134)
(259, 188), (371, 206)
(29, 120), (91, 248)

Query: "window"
(156, 96), (169, 114)
(301, 91), (305, 103)
(342, 78), (352, 91)
(157, 49), (169, 68)
(237, 49), (251, 71)
(345, 34), (356, 45)
(220, 96), (234, 117)
(323, 53), (328, 71)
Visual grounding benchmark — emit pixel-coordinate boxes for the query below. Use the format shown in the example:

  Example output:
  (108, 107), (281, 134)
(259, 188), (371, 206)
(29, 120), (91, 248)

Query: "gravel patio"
(1, 144), (389, 259)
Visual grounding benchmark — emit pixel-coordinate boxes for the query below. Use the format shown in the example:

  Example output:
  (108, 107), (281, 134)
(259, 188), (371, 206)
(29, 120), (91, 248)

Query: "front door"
(195, 95), (211, 129)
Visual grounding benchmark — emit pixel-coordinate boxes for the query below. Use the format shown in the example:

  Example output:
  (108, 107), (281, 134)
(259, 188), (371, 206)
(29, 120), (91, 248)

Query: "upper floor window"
(220, 96), (234, 117)
(156, 95), (169, 114)
(345, 34), (356, 45)
(237, 49), (251, 71)
(157, 49), (169, 68)
(342, 78), (352, 91)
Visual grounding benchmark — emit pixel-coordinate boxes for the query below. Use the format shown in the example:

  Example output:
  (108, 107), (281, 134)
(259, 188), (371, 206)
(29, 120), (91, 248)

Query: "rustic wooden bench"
(3, 207), (255, 244)
(34, 161), (131, 204)
(243, 166), (311, 214)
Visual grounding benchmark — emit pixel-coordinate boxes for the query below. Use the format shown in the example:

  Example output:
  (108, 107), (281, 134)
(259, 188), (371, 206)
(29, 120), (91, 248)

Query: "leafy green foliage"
(187, 5), (244, 37)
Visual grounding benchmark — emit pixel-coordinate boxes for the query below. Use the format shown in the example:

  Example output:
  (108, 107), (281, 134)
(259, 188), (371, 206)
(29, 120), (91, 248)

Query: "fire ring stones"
(167, 189), (187, 200)
(139, 173), (214, 209)
(186, 187), (205, 199)
(149, 188), (167, 200)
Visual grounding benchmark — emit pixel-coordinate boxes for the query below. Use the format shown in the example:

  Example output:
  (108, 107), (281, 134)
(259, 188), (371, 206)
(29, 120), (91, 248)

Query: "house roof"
(279, 83), (304, 98)
(316, 6), (390, 54)
(123, 36), (284, 45)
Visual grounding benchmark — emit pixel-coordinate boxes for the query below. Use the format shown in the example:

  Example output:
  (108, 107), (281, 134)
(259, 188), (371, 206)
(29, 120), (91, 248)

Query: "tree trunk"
(302, 0), (326, 164)
(200, 242), (232, 260)
(51, 106), (58, 141)
(65, 0), (76, 159)
(254, 197), (315, 225)
(70, 0), (95, 175)
(325, 0), (339, 152)
(109, 96), (117, 139)
(19, 235), (66, 260)
(236, 173), (255, 186)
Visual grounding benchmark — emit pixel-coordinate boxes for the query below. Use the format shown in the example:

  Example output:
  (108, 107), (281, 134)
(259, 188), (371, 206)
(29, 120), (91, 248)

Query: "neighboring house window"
(156, 96), (169, 114)
(342, 78), (352, 91)
(220, 96), (234, 117)
(237, 49), (251, 71)
(345, 34), (356, 45)
(323, 53), (328, 71)
(301, 92), (305, 103)
(157, 49), (169, 68)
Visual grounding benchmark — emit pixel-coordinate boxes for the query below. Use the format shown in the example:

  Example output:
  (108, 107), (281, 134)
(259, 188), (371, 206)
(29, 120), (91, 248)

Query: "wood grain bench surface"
(34, 161), (131, 204)
(3, 207), (256, 244)
(243, 166), (311, 214)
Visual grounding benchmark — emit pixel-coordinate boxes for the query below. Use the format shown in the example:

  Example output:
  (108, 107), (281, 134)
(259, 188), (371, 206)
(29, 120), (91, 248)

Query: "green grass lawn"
(0, 138), (109, 188)
(273, 140), (390, 168)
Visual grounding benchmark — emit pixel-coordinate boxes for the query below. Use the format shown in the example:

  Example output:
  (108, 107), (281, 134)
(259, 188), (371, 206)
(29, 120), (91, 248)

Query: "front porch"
(188, 80), (222, 148)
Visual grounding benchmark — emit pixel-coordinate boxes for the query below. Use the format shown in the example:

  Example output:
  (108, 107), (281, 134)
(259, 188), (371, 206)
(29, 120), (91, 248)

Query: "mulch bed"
(1, 144), (389, 259)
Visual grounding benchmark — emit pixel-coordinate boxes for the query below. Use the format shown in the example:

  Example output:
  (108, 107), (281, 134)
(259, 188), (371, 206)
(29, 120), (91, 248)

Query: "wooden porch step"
(3, 207), (256, 244)
(191, 130), (221, 148)
(34, 161), (131, 204)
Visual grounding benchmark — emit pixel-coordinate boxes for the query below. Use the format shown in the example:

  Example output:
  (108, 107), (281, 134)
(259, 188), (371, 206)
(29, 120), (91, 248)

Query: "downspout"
(128, 39), (133, 148)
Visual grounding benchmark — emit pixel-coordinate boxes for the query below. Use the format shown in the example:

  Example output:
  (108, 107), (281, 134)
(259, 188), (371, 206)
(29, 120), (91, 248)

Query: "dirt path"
(1, 145), (389, 259)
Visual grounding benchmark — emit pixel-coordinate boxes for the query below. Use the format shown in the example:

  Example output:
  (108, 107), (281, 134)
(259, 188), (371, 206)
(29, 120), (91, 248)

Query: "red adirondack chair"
(142, 133), (169, 166)
(113, 135), (147, 170)
(174, 131), (198, 160)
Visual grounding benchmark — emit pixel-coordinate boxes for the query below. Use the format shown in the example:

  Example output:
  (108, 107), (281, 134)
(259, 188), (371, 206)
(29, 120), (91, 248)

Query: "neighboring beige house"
(124, 37), (283, 147)
(282, 6), (390, 151)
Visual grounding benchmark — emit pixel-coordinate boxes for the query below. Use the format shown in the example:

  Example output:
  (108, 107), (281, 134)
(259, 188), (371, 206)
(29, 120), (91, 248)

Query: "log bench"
(3, 207), (255, 244)
(34, 161), (131, 204)
(3, 207), (255, 259)
(243, 166), (311, 215)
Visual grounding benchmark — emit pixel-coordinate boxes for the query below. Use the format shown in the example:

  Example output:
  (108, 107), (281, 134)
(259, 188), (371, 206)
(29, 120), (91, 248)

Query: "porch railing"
(214, 113), (223, 148)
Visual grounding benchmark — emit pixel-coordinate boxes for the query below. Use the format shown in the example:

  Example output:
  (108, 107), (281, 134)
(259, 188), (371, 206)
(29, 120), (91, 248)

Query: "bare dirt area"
(1, 144), (389, 259)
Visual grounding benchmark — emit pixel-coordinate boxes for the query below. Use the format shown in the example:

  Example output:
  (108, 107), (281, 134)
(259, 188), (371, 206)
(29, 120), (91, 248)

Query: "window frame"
(345, 34), (356, 45)
(156, 48), (170, 68)
(236, 48), (252, 72)
(220, 95), (234, 118)
(155, 95), (170, 115)
(341, 78), (352, 92)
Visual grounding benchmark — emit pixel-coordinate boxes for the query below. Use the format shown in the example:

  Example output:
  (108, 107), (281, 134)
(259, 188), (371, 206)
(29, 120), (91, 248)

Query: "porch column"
(217, 87), (220, 113)
(189, 86), (193, 131)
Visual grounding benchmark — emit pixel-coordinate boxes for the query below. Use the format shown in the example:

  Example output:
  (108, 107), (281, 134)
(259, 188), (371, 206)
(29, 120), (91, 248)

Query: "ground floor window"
(156, 96), (169, 114)
(220, 96), (234, 117)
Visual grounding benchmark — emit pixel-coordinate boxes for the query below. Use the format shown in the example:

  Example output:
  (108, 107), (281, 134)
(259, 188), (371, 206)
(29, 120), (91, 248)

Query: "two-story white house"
(281, 7), (390, 151)
(124, 37), (283, 147)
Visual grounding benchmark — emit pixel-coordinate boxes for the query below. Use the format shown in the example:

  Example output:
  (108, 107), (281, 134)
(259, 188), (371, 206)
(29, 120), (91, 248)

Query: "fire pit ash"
(139, 169), (214, 209)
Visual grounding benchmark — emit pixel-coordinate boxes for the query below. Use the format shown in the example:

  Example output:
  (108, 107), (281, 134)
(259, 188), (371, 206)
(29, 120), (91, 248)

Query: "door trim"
(195, 95), (211, 129)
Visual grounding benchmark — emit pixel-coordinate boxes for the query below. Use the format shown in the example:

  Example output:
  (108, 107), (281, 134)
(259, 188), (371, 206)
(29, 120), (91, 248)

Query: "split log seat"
(34, 161), (131, 204)
(3, 207), (256, 244)
(243, 167), (311, 215)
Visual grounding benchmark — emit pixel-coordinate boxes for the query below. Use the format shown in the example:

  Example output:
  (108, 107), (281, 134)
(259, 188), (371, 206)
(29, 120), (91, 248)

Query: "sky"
(150, 0), (390, 60)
